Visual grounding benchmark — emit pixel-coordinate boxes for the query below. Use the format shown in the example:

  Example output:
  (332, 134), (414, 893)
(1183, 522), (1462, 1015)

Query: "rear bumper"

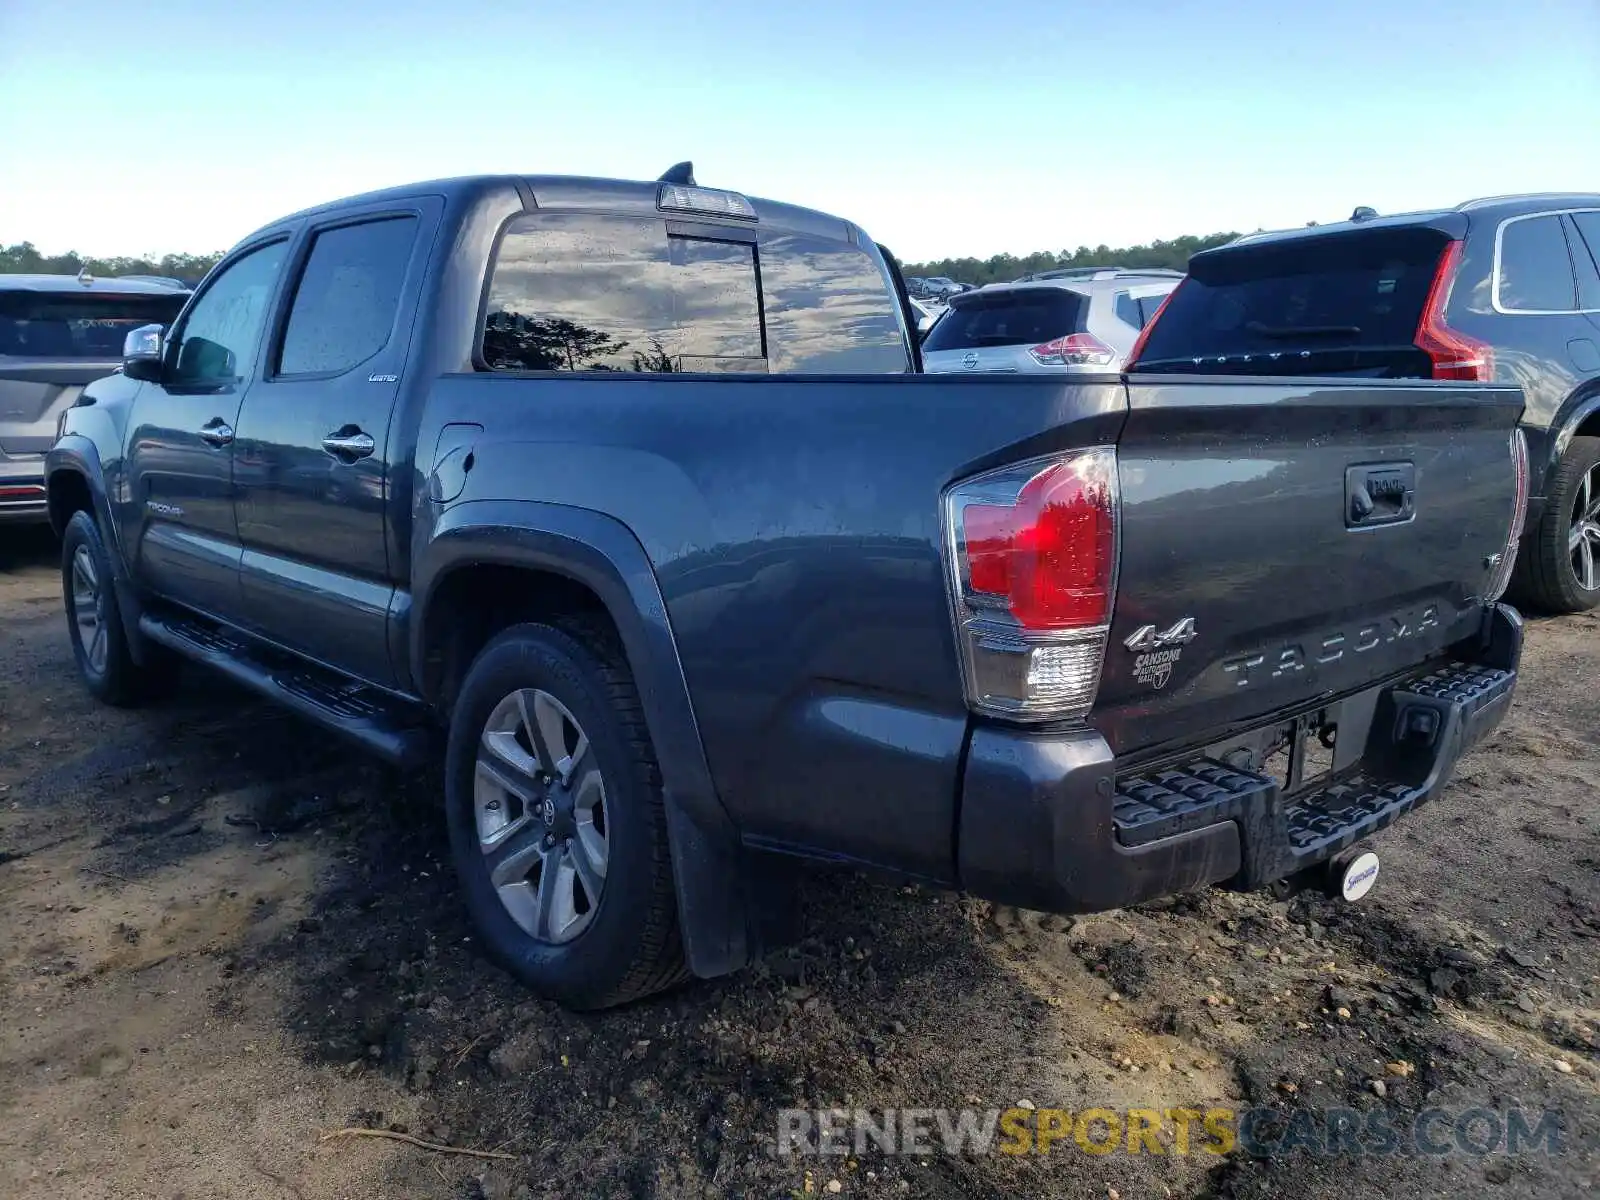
(0, 462), (48, 525)
(956, 604), (1522, 913)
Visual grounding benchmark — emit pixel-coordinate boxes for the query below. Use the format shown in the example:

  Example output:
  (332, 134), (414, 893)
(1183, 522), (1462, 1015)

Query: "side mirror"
(123, 324), (165, 382)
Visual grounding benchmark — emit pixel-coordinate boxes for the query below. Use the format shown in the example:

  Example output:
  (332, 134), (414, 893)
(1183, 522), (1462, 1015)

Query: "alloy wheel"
(1570, 463), (1600, 592)
(70, 545), (108, 675)
(473, 688), (608, 943)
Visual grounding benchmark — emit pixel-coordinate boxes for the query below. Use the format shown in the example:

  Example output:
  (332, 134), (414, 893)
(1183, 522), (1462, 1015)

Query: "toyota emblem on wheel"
(539, 795), (556, 826)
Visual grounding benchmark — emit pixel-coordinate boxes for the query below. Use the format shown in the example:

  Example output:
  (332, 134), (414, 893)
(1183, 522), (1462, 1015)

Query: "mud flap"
(665, 797), (800, 979)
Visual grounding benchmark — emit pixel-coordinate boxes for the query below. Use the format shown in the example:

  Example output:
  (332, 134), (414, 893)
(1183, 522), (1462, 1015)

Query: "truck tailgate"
(1096, 376), (1525, 757)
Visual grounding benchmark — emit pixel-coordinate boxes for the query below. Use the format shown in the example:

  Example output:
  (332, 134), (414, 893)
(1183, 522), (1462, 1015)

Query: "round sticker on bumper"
(1340, 851), (1381, 902)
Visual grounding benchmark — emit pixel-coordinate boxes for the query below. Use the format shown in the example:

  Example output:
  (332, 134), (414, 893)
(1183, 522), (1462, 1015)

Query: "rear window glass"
(0, 291), (187, 358)
(483, 214), (765, 373)
(1131, 229), (1448, 372)
(922, 288), (1086, 352)
(758, 235), (908, 373)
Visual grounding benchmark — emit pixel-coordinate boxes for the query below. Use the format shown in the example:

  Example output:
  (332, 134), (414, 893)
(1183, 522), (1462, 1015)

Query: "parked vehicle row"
(0, 273), (190, 523)
(47, 164), (1526, 1010)
(905, 275), (970, 299)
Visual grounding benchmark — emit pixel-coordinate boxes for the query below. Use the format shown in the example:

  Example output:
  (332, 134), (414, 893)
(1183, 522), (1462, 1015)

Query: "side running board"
(139, 611), (433, 768)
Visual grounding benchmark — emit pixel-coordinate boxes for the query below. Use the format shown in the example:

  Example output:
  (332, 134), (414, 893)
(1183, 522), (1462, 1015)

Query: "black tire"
(60, 510), (173, 706)
(444, 622), (687, 1009)
(1513, 435), (1600, 614)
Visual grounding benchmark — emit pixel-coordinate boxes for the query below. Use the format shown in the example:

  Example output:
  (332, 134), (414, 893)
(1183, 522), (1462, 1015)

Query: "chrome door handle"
(198, 421), (234, 447)
(322, 430), (375, 459)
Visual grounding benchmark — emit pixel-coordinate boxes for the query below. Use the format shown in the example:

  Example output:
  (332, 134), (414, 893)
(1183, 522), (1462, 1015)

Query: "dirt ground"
(0, 528), (1595, 1200)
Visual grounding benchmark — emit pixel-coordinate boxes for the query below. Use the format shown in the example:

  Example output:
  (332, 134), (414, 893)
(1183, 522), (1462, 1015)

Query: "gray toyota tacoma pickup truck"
(47, 166), (1528, 1009)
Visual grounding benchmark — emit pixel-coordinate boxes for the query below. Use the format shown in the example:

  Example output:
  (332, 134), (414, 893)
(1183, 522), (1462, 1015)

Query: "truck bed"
(416, 369), (1525, 888)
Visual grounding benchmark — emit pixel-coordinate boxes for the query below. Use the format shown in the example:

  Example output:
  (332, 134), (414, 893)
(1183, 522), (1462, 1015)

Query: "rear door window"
(922, 288), (1087, 353)
(1496, 215), (1577, 312)
(0, 291), (187, 358)
(1129, 228), (1449, 377)
(278, 216), (419, 375)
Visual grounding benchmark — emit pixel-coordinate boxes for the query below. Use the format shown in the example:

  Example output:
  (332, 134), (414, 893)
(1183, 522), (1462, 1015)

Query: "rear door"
(124, 238), (290, 619)
(231, 200), (438, 686)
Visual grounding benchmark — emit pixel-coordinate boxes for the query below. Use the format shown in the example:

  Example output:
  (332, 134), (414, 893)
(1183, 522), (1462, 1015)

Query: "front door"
(231, 205), (435, 686)
(123, 237), (291, 620)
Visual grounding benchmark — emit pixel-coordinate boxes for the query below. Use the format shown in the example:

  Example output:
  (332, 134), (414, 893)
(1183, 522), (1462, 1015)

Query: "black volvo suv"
(1128, 194), (1600, 612)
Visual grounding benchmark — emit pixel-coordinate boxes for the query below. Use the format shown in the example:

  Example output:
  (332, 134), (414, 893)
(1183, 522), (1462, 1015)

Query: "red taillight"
(944, 449), (1119, 721)
(1416, 240), (1494, 382)
(962, 461), (1114, 630)
(1123, 280), (1183, 371)
(1028, 332), (1116, 368)
(0, 485), (45, 500)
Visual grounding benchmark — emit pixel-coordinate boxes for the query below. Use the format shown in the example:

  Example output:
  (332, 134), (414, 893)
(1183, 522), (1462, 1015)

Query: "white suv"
(921, 268), (1179, 374)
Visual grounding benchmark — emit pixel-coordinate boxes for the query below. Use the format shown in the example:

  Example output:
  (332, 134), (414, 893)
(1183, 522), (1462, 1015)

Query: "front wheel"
(443, 622), (687, 1009)
(60, 510), (173, 706)
(1514, 435), (1600, 613)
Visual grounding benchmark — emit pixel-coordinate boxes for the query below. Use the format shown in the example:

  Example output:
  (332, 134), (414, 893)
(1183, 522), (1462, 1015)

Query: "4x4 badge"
(1124, 618), (1199, 652)
(1124, 617), (1199, 691)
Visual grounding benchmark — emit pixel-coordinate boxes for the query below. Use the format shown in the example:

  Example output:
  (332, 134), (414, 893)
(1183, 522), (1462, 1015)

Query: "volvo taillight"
(1123, 280), (1182, 371)
(942, 448), (1118, 721)
(1416, 240), (1494, 382)
(1485, 427), (1530, 602)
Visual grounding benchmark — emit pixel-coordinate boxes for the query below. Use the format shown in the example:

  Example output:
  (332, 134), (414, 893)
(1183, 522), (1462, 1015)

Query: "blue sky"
(2, 0), (1596, 262)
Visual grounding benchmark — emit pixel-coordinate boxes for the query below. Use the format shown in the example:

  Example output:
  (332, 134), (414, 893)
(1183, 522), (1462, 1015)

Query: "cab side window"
(170, 240), (289, 387)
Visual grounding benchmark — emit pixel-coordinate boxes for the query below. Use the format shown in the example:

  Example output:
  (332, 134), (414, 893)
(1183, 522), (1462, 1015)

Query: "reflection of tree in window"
(482, 311), (632, 371)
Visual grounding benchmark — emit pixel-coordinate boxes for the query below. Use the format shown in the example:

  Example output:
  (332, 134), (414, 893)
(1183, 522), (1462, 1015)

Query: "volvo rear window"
(1130, 228), (1450, 376)
(922, 288), (1086, 353)
(0, 291), (187, 358)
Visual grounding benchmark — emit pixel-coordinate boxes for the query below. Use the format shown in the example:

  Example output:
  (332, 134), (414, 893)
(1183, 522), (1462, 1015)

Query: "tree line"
(2, 229), (1244, 290)
(903, 232), (1239, 286)
(0, 241), (223, 284)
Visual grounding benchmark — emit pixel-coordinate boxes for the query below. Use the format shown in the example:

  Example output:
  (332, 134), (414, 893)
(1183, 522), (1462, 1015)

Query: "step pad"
(141, 611), (431, 767)
(1113, 760), (1274, 847)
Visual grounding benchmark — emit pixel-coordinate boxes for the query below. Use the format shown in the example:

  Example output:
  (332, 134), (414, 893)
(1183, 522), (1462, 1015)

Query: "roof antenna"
(658, 161), (696, 186)
(1350, 206), (1379, 222)
(76, 266), (94, 286)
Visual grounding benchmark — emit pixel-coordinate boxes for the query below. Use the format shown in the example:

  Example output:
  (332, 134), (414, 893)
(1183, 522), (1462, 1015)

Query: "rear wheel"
(1515, 436), (1600, 613)
(444, 622), (686, 1009)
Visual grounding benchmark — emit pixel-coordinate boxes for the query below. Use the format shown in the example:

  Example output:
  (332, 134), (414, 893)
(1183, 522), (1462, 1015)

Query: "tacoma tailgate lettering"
(1221, 604), (1440, 689)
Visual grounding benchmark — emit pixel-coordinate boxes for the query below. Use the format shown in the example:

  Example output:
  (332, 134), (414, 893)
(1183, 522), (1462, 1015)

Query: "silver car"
(0, 272), (189, 523)
(921, 268), (1180, 375)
